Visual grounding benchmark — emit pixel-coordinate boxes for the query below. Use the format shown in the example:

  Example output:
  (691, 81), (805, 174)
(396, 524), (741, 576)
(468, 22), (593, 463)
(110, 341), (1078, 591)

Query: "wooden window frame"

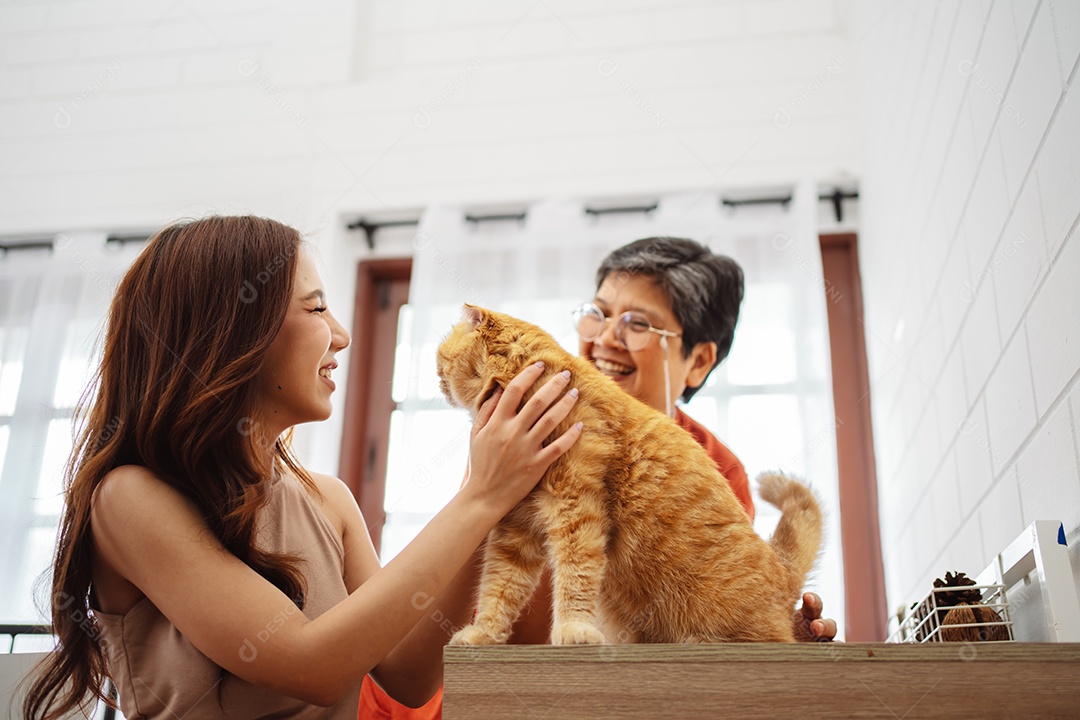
(820, 232), (888, 640)
(338, 257), (411, 556)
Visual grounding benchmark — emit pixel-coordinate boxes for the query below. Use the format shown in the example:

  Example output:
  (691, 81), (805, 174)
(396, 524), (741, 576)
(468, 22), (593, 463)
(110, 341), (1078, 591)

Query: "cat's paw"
(449, 624), (504, 646)
(551, 621), (606, 645)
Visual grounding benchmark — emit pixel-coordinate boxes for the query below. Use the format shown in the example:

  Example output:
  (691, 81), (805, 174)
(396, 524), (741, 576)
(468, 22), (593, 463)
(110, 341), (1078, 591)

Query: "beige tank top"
(94, 472), (361, 719)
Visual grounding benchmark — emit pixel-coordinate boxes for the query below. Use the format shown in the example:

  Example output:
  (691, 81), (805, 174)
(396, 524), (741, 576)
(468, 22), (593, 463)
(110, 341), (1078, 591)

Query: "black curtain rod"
(347, 218), (421, 250)
(106, 233), (150, 245)
(1, 233), (152, 256)
(819, 189), (859, 223)
(584, 203), (659, 217)
(464, 212), (527, 224)
(0, 239), (53, 255)
(719, 189), (859, 223)
(348, 190), (859, 248)
(721, 195), (793, 208)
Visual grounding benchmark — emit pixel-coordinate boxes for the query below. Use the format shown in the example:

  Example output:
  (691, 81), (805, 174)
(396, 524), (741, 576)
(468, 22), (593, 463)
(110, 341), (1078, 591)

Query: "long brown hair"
(24, 216), (317, 720)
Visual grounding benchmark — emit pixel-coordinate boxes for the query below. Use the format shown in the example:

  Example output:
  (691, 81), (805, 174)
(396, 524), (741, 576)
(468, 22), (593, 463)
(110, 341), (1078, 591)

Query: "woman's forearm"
(369, 544), (483, 706)
(296, 491), (497, 702)
(298, 367), (581, 703)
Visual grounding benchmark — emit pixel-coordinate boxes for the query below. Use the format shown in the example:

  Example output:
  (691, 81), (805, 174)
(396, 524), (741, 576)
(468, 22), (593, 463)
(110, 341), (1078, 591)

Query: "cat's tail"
(757, 471), (823, 595)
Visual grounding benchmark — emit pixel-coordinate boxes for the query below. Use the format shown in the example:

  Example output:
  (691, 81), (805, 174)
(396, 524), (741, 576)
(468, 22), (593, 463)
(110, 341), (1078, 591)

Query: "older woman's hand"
(794, 592), (837, 641)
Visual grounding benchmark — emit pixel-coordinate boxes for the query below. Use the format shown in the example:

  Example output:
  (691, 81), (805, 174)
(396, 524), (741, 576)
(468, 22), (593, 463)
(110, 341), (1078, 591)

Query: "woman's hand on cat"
(464, 362), (582, 517)
(796, 592), (837, 641)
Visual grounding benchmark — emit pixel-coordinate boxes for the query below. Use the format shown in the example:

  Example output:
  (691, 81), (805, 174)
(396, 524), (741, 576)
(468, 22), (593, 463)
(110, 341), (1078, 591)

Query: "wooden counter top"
(443, 642), (1080, 718)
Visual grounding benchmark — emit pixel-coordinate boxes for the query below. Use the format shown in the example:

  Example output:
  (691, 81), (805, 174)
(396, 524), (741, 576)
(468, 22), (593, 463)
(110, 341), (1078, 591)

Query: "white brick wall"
(857, 0), (1080, 627)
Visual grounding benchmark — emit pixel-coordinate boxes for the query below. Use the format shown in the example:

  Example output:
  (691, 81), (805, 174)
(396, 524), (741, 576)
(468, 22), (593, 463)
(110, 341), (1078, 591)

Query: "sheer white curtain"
(0, 233), (141, 626)
(383, 184), (845, 638)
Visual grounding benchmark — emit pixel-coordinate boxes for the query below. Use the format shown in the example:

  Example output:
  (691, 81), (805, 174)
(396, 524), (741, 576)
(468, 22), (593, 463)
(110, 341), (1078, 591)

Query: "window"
(0, 233), (141, 623)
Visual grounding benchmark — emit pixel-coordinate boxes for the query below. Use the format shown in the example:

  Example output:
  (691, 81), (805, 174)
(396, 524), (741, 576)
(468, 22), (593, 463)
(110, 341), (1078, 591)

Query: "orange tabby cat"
(438, 305), (822, 644)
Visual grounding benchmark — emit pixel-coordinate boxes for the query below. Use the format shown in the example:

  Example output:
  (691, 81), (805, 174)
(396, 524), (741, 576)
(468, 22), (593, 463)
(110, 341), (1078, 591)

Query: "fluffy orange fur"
(437, 305), (823, 644)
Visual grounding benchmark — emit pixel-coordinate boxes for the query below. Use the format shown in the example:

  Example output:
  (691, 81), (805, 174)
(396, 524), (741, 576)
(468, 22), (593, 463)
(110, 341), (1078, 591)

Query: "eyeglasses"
(571, 302), (681, 352)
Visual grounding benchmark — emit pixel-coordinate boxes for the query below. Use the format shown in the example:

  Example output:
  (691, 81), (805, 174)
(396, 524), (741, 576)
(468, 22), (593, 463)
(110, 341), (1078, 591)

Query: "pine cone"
(932, 571), (983, 607)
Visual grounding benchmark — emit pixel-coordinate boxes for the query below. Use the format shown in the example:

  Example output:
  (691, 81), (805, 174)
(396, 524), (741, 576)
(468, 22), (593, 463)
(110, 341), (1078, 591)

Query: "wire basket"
(888, 583), (1014, 643)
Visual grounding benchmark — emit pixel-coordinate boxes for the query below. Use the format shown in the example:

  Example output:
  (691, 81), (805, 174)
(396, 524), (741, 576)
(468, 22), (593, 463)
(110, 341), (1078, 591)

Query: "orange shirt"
(672, 408), (755, 521)
(358, 678), (441, 720)
(359, 410), (751, 718)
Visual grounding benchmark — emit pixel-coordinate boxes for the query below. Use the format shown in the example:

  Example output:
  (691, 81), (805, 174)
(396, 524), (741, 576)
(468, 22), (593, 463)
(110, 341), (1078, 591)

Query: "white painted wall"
(1, 0), (862, 474)
(1, 0), (863, 232)
(856, 0), (1080, 635)
(6, 0), (1078, 635)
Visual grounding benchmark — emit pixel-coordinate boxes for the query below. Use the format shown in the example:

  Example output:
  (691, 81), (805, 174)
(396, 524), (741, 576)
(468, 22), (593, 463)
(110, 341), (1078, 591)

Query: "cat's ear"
(463, 303), (485, 328)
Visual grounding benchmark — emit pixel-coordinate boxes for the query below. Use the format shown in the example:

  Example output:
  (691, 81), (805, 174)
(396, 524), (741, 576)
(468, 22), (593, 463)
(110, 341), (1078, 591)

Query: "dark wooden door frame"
(338, 257), (411, 556)
(819, 232), (888, 641)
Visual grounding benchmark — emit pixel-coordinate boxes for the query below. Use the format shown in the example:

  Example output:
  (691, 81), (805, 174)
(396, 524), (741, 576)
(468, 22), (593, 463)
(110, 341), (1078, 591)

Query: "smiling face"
(253, 251), (350, 437)
(580, 273), (715, 414)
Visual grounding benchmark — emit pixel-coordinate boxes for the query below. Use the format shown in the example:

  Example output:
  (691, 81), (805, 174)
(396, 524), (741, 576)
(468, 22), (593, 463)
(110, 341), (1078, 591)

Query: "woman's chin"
(302, 404), (334, 425)
(609, 371), (636, 392)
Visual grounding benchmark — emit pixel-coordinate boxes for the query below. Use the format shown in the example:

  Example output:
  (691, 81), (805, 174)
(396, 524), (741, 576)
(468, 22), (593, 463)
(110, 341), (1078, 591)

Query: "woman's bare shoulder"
(307, 470), (350, 497)
(92, 464), (187, 517)
(308, 471), (369, 538)
(304, 471), (378, 589)
(90, 465), (201, 614)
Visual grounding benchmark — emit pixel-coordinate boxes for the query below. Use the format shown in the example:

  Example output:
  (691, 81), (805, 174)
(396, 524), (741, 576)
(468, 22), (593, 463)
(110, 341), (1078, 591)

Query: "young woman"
(24, 216), (582, 719)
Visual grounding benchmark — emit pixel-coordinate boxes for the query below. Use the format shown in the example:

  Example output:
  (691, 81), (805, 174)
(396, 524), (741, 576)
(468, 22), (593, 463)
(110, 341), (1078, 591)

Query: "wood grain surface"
(443, 643), (1080, 718)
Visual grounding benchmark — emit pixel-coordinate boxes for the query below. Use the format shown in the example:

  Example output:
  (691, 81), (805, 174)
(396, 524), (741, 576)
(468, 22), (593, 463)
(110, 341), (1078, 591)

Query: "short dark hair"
(596, 237), (744, 402)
